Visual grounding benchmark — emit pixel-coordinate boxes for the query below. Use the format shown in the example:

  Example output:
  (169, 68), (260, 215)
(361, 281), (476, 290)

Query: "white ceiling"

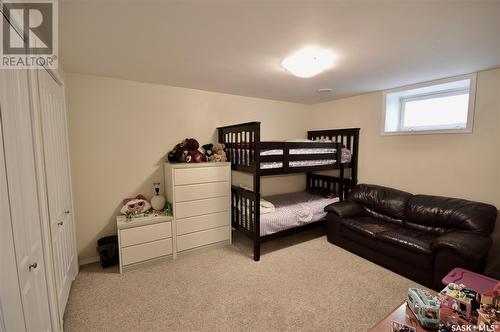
(60, 1), (500, 104)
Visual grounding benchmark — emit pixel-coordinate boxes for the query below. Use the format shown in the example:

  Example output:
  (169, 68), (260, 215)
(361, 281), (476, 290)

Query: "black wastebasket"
(96, 235), (119, 268)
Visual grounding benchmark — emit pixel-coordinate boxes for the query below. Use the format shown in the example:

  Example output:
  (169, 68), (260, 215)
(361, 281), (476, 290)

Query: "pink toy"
(120, 194), (151, 215)
(442, 268), (498, 294)
(440, 269), (500, 326)
(439, 283), (480, 323)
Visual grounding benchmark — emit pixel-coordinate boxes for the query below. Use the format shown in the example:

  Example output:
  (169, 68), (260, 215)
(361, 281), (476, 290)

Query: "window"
(382, 74), (476, 135)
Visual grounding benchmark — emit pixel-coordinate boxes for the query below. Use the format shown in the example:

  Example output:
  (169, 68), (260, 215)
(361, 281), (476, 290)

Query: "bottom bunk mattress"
(259, 191), (339, 236)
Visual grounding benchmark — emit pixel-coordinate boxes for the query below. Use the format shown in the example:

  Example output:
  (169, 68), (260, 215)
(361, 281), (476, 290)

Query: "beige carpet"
(64, 229), (423, 331)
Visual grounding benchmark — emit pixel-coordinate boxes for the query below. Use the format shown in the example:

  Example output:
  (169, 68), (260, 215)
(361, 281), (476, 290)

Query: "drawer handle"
(64, 210), (71, 214)
(57, 221), (64, 226)
(28, 262), (38, 271)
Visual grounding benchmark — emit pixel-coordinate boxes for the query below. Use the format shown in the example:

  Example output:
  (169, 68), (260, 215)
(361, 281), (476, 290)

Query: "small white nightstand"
(116, 214), (174, 273)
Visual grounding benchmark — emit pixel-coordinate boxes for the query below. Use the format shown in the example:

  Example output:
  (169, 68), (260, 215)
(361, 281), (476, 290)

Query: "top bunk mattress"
(230, 140), (352, 169)
(259, 191), (339, 236)
(259, 148), (352, 169)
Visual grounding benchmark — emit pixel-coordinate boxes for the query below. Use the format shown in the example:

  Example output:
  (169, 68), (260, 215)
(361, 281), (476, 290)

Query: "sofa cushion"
(432, 231), (493, 260)
(340, 217), (401, 239)
(407, 195), (497, 236)
(324, 201), (365, 218)
(405, 221), (448, 235)
(364, 209), (404, 226)
(376, 228), (436, 255)
(376, 236), (435, 269)
(349, 184), (412, 220)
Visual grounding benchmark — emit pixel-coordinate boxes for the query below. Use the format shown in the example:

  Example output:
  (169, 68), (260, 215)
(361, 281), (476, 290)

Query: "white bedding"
(236, 147), (351, 169)
(260, 148), (336, 156)
(258, 191), (339, 236)
(260, 159), (336, 169)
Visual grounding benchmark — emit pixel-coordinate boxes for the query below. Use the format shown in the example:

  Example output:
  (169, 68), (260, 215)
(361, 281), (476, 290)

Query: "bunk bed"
(217, 121), (360, 261)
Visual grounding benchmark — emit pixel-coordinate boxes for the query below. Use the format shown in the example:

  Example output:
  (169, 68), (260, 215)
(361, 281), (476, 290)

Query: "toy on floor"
(120, 194), (151, 218)
(442, 268), (498, 295)
(439, 283), (480, 324)
(406, 288), (440, 329)
(477, 282), (500, 329)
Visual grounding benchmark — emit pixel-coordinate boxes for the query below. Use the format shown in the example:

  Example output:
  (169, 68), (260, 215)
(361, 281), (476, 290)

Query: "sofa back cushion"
(349, 184), (412, 221)
(406, 195), (497, 236)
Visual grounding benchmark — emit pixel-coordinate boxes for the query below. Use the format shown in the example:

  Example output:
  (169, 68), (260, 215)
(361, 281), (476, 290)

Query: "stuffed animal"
(184, 138), (199, 151)
(202, 144), (214, 158)
(210, 143), (227, 162)
(120, 194), (151, 215)
(167, 138), (205, 163)
(186, 149), (204, 163)
(183, 138), (204, 163)
(167, 141), (187, 163)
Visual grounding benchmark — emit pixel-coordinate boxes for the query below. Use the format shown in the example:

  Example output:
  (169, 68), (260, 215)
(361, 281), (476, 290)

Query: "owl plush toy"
(120, 194), (151, 216)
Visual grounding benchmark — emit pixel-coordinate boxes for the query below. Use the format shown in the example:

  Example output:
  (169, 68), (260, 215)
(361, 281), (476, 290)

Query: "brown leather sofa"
(324, 184), (498, 290)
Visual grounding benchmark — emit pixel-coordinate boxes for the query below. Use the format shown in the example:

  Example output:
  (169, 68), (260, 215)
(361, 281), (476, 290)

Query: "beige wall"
(67, 69), (500, 267)
(65, 73), (308, 261)
(308, 68), (500, 207)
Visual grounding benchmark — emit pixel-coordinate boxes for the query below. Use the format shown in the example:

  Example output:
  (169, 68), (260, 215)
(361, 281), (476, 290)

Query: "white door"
(0, 101), (26, 332)
(0, 69), (52, 331)
(38, 69), (77, 316)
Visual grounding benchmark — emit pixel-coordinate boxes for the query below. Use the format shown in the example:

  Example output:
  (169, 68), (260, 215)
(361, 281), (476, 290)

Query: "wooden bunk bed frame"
(217, 121), (360, 261)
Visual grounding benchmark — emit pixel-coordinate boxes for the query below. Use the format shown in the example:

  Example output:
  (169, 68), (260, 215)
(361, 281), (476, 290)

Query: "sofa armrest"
(324, 201), (365, 218)
(432, 232), (492, 261)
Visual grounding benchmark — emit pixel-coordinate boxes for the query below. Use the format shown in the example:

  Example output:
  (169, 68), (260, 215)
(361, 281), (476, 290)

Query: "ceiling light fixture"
(317, 88), (333, 93)
(282, 46), (334, 78)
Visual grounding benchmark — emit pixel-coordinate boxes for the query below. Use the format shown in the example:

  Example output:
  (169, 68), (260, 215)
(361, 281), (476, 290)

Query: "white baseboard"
(78, 256), (99, 266)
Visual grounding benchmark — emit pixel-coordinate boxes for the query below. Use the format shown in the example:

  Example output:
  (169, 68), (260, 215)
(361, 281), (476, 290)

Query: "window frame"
(381, 73), (477, 136)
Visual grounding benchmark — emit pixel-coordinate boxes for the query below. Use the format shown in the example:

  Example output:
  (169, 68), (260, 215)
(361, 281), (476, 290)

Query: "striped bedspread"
(259, 191), (339, 236)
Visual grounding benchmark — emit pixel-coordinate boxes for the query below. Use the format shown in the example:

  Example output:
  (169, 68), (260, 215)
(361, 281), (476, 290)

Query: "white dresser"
(117, 215), (174, 273)
(164, 162), (231, 255)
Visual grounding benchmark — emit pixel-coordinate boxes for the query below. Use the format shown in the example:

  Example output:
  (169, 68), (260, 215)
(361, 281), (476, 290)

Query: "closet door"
(0, 69), (52, 331)
(38, 69), (78, 317)
(0, 100), (25, 332)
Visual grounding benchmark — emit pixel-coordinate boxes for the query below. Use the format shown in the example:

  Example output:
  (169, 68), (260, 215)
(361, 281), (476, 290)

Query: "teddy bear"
(202, 144), (214, 159)
(209, 143), (227, 162)
(167, 141), (187, 163)
(167, 138), (205, 163)
(184, 138), (204, 163)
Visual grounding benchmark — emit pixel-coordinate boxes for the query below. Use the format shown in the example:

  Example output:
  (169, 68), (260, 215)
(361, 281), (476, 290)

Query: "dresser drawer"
(177, 211), (230, 235)
(177, 226), (230, 252)
(175, 196), (229, 219)
(174, 166), (229, 185)
(121, 238), (172, 266)
(175, 182), (229, 202)
(120, 221), (172, 247)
